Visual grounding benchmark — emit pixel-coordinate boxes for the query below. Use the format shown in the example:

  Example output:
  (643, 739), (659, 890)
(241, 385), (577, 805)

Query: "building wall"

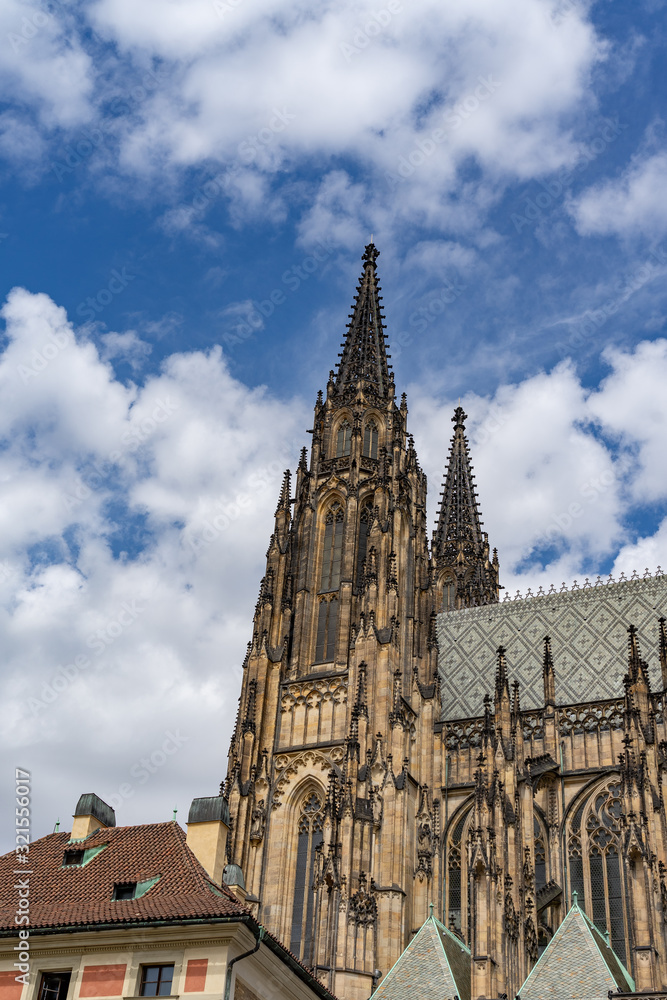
(0, 925), (320, 1000)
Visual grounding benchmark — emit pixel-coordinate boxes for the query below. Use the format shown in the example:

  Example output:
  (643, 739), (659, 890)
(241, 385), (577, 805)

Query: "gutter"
(224, 926), (263, 1000)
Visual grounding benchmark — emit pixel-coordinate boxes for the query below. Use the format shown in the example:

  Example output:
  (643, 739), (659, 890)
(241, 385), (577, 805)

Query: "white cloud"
(0, 0), (94, 129)
(0, 287), (308, 850)
(1, 0), (610, 241)
(570, 149), (667, 238)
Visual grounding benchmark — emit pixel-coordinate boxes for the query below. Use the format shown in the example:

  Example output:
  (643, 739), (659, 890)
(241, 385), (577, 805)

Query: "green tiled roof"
(520, 900), (635, 1000)
(372, 914), (470, 1000)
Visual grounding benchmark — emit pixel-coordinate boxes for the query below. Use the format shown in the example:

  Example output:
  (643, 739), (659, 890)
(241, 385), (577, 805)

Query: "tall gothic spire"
(334, 243), (392, 402)
(432, 406), (500, 608)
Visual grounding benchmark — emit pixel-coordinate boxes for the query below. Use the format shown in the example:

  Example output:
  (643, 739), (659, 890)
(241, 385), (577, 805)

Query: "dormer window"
(61, 844), (107, 868)
(112, 882), (137, 900)
(111, 876), (159, 900)
(62, 849), (84, 866)
(336, 420), (351, 457)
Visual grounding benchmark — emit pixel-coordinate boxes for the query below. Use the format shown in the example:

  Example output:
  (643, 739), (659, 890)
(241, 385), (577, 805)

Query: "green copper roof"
(519, 900), (634, 1000)
(371, 913), (470, 1000)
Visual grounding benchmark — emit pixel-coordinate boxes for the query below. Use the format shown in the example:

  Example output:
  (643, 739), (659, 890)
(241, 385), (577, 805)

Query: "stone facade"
(222, 243), (667, 1000)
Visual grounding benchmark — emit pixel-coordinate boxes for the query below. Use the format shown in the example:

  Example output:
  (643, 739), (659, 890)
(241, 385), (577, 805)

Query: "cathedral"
(222, 243), (667, 999)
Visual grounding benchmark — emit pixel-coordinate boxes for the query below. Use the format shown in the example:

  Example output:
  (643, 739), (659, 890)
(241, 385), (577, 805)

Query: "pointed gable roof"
(371, 913), (470, 1000)
(334, 243), (392, 402)
(519, 899), (635, 1000)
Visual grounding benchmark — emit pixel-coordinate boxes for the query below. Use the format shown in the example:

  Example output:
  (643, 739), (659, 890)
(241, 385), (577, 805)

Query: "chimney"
(71, 793), (116, 840)
(186, 796), (230, 884)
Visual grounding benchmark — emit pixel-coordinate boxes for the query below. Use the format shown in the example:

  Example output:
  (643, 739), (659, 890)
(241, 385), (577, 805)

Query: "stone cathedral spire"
(432, 405), (500, 608)
(334, 242), (392, 401)
(222, 243), (441, 999)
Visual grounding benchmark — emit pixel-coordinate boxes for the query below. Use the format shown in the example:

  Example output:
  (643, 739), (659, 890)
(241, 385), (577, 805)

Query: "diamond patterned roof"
(438, 575), (667, 718)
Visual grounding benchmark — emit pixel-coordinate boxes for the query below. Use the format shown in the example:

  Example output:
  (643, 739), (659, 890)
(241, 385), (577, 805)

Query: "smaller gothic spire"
(432, 406), (500, 609)
(659, 617), (667, 690)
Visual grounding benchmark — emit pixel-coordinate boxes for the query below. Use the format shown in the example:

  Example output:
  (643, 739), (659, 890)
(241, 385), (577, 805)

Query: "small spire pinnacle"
(543, 635), (556, 708)
(172, 807), (178, 821)
(659, 617), (667, 689)
(495, 646), (509, 698)
(275, 469), (291, 515)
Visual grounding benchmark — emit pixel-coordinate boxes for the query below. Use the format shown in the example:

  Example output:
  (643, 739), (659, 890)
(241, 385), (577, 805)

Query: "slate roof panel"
(519, 903), (634, 1000)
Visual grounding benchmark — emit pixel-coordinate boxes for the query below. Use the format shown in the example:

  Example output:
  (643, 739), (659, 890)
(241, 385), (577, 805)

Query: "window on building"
(443, 579), (456, 611)
(290, 793), (324, 964)
(446, 807), (470, 935)
(320, 504), (344, 592)
(38, 972), (71, 1000)
(336, 420), (351, 457)
(140, 966), (174, 998)
(363, 420), (378, 459)
(567, 782), (627, 964)
(315, 596), (338, 662)
(62, 849), (84, 866)
(112, 882), (137, 900)
(534, 817), (546, 892)
(356, 503), (373, 589)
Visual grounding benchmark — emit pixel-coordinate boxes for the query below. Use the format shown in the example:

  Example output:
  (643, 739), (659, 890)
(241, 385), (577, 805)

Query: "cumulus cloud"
(570, 148), (667, 238)
(0, 287), (308, 850)
(0, 0), (610, 242)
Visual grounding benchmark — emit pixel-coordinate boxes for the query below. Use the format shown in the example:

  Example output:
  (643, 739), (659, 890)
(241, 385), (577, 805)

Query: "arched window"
(315, 596), (338, 662)
(356, 502), (373, 589)
(336, 420), (351, 457)
(567, 800), (586, 912)
(446, 806), (471, 935)
(443, 578), (456, 611)
(320, 504), (344, 592)
(567, 781), (627, 964)
(363, 420), (378, 459)
(290, 792), (324, 962)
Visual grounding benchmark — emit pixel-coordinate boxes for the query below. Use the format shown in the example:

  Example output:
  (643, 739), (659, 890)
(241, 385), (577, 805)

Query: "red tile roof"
(0, 822), (247, 932)
(0, 820), (338, 1000)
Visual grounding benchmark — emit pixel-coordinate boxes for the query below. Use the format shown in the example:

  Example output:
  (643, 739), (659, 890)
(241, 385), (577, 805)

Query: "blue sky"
(1, 0), (666, 850)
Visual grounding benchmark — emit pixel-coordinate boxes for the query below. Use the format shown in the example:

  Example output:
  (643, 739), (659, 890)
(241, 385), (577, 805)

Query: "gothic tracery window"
(290, 792), (324, 962)
(336, 419), (351, 457)
(315, 596), (338, 662)
(363, 419), (378, 459)
(446, 807), (470, 935)
(567, 781), (627, 964)
(534, 817), (546, 892)
(320, 504), (344, 592)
